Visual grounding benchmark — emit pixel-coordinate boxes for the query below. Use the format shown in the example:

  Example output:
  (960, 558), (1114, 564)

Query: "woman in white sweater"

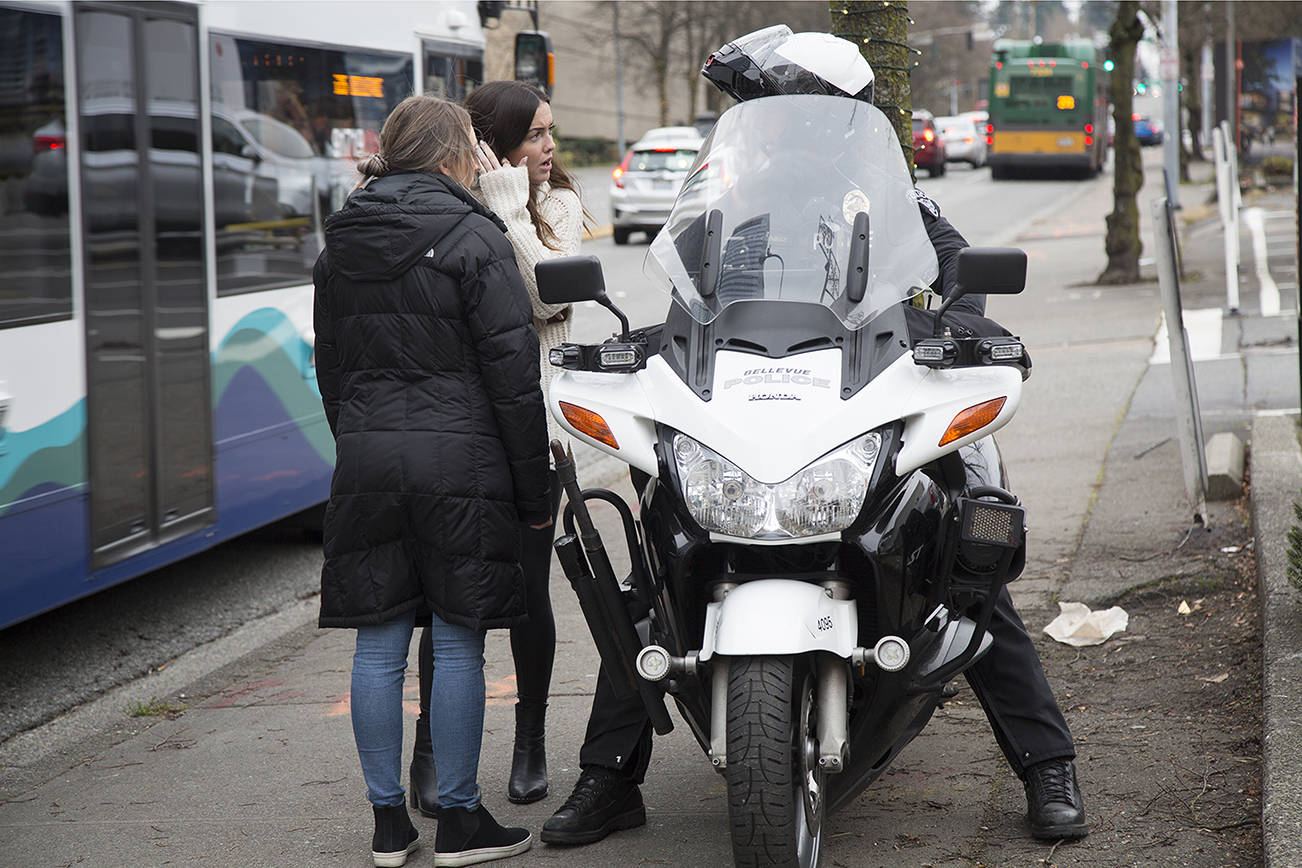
(408, 80), (590, 816)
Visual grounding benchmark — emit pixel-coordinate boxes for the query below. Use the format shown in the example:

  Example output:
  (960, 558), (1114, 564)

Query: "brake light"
(923, 128), (935, 143)
(651, 147), (677, 152)
(612, 149), (632, 189)
(33, 134), (65, 152)
(1085, 135), (1094, 146)
(1085, 123), (1094, 134)
(985, 123), (994, 146)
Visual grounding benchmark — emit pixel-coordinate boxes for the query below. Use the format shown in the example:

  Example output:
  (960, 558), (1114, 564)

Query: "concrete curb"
(1249, 412), (1302, 868)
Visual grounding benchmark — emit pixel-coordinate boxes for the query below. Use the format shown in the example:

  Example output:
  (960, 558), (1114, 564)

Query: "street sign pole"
(1161, 0), (1180, 207)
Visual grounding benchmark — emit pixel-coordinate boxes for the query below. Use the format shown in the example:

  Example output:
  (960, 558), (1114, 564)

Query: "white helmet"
(702, 25), (875, 104)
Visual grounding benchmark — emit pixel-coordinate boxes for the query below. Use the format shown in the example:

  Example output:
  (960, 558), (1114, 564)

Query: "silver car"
(609, 126), (703, 245)
(935, 115), (987, 168)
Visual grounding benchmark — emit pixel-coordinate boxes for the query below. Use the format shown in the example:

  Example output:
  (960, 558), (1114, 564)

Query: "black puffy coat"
(313, 171), (551, 631)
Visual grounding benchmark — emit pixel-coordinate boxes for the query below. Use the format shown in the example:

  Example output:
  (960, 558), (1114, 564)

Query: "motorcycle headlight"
(672, 432), (880, 540)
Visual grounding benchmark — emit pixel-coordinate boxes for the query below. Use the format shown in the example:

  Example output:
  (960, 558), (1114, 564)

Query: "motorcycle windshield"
(645, 96), (938, 330)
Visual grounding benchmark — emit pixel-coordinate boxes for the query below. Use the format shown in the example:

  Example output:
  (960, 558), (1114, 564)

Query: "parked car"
(911, 110), (946, 177)
(609, 126), (703, 245)
(1133, 114), (1164, 146)
(935, 115), (986, 167)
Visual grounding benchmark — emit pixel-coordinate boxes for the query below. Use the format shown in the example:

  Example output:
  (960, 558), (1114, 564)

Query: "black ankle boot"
(540, 768), (646, 845)
(507, 700), (547, 804)
(434, 803), (531, 866)
(371, 803), (419, 867)
(409, 718), (440, 819)
(1024, 758), (1089, 840)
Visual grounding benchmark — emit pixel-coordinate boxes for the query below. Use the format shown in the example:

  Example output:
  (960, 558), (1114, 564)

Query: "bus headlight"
(673, 432), (880, 540)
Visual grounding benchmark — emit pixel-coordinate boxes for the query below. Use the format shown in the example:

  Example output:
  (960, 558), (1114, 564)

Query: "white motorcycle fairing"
(547, 345), (1021, 485)
(697, 579), (858, 661)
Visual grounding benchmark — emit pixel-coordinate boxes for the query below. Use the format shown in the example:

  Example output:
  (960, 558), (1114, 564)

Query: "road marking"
(1239, 208), (1281, 317)
(1244, 207), (1281, 317)
(1149, 307), (1225, 364)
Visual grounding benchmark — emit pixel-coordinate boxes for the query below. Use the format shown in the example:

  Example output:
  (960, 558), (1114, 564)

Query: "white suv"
(609, 126), (703, 245)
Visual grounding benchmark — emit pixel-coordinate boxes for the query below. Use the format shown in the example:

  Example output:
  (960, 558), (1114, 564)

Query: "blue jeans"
(351, 611), (486, 809)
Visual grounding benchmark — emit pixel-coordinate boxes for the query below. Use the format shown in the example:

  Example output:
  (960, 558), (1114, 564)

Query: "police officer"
(541, 27), (1088, 847)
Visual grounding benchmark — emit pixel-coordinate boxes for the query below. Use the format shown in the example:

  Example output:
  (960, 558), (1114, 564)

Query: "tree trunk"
(1098, 1), (1145, 286)
(830, 1), (915, 179)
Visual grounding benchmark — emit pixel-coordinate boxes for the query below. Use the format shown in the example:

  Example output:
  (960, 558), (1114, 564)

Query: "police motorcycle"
(537, 93), (1031, 868)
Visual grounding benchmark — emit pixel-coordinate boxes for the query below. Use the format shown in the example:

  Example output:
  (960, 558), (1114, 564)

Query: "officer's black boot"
(540, 767), (646, 845)
(409, 715), (440, 819)
(507, 699), (548, 803)
(1024, 758), (1089, 839)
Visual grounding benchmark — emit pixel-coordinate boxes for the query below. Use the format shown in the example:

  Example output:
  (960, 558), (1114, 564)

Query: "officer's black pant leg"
(577, 661), (653, 784)
(963, 586), (1075, 779)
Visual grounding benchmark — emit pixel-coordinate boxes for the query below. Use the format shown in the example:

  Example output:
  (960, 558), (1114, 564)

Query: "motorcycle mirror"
(953, 247), (1027, 296)
(536, 255), (632, 340)
(537, 255), (608, 305)
(932, 248), (1027, 338)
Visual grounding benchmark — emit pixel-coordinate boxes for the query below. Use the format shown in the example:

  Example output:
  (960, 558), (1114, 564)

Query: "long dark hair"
(464, 80), (591, 249)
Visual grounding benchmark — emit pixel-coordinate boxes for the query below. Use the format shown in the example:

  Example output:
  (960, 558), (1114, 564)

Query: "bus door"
(76, 2), (214, 569)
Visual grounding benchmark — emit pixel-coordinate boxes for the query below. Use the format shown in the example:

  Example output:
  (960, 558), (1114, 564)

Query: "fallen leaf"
(1199, 672), (1229, 683)
(1178, 600), (1192, 615)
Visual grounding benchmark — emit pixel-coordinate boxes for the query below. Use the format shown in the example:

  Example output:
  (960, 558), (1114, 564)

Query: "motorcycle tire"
(725, 654), (825, 868)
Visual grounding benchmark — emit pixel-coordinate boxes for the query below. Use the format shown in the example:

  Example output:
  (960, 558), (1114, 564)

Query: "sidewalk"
(0, 159), (1299, 866)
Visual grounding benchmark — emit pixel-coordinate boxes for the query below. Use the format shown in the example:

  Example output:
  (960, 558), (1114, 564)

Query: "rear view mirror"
(537, 255), (631, 340)
(954, 247), (1027, 296)
(536, 255), (607, 305)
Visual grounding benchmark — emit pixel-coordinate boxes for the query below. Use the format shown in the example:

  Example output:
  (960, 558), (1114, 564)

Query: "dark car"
(911, 110), (947, 177)
(1133, 114), (1164, 146)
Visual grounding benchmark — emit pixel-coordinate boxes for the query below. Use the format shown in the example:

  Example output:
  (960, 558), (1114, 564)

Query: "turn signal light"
(559, 401), (619, 449)
(612, 149), (633, 189)
(939, 397), (1007, 447)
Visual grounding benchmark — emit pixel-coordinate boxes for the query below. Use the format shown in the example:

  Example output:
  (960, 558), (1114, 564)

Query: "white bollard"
(1212, 127), (1240, 312)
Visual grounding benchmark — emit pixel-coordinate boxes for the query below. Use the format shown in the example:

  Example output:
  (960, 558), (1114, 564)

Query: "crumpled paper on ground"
(1043, 601), (1129, 647)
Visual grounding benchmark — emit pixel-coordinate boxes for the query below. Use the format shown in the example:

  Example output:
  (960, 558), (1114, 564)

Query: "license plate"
(653, 179), (675, 190)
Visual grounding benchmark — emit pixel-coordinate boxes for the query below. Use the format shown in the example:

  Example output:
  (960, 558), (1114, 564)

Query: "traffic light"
(1103, 59), (1115, 71)
(477, 1), (504, 27)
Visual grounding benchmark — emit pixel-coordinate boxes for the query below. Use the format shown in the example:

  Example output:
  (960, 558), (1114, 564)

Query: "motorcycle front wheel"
(725, 654), (824, 868)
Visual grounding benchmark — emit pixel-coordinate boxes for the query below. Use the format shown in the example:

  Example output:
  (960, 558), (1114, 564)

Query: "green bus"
(986, 39), (1109, 179)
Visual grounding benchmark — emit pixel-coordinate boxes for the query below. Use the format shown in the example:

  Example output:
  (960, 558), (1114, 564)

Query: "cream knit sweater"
(474, 164), (582, 456)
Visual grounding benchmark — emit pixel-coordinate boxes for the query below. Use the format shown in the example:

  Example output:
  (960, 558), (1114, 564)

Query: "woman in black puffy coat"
(313, 95), (550, 868)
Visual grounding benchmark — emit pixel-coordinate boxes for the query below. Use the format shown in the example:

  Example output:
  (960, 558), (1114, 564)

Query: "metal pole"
(1152, 195), (1209, 526)
(612, 1), (625, 158)
(1200, 41), (1213, 153)
(1224, 2), (1236, 152)
(1161, 0), (1179, 207)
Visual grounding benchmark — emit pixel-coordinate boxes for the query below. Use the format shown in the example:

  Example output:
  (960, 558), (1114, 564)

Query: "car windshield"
(645, 95), (938, 329)
(629, 149), (697, 172)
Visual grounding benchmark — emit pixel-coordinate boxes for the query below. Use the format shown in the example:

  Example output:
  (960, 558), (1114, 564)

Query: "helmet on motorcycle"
(702, 25), (875, 104)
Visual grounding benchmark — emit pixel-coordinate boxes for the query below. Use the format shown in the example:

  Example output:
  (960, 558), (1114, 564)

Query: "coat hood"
(323, 171), (508, 281)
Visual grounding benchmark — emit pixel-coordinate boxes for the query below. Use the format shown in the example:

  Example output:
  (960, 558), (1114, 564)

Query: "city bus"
(985, 39), (1109, 179)
(0, 0), (485, 629)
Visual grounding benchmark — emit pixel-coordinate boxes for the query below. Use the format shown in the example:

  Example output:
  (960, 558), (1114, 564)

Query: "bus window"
(0, 7), (72, 329)
(423, 39), (483, 101)
(208, 34), (412, 295)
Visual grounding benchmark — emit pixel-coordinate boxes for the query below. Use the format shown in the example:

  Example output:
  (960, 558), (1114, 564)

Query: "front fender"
(698, 580), (858, 661)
